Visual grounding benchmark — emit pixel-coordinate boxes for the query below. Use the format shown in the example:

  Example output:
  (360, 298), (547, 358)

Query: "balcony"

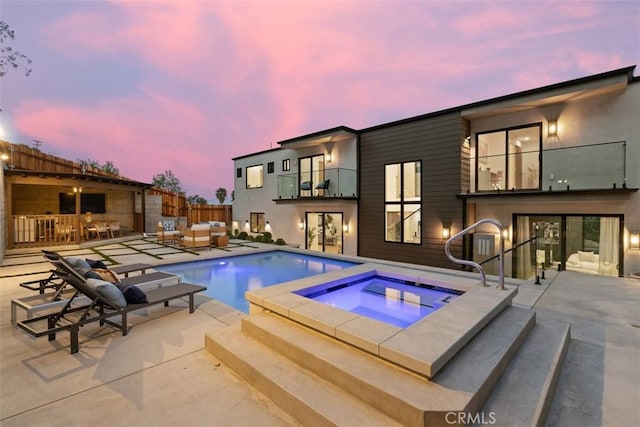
(276, 168), (357, 200)
(468, 141), (628, 193)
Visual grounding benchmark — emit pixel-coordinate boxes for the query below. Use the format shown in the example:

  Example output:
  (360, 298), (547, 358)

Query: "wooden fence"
(147, 188), (232, 226)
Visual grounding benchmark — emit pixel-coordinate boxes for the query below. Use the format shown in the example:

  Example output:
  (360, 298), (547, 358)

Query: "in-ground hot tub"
(294, 275), (464, 328)
(246, 263), (517, 378)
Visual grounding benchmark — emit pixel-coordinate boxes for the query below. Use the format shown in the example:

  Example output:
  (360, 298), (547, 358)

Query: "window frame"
(267, 162), (274, 174)
(250, 212), (265, 233)
(282, 159), (291, 172)
(245, 164), (264, 189)
(475, 123), (542, 192)
(384, 160), (422, 244)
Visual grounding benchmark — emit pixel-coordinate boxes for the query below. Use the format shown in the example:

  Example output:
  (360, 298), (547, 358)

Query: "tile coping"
(246, 263), (518, 378)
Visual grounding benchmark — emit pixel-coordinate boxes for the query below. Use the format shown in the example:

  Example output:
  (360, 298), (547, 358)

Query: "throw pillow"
(162, 220), (175, 231)
(83, 270), (102, 280)
(123, 286), (148, 304)
(86, 278), (127, 309)
(65, 257), (92, 272)
(86, 259), (108, 269)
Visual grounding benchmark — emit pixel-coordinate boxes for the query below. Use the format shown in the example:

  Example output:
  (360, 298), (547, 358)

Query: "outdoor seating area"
(13, 251), (206, 354)
(157, 220), (229, 249)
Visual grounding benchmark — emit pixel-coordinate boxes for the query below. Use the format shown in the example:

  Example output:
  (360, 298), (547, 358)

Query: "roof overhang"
(3, 169), (153, 190)
(277, 126), (358, 149)
(462, 69), (632, 119)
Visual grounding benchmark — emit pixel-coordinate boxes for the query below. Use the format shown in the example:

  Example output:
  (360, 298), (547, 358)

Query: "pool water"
(155, 251), (357, 313)
(297, 276), (463, 328)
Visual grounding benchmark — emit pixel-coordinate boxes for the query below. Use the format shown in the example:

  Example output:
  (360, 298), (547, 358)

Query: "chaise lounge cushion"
(86, 278), (128, 309)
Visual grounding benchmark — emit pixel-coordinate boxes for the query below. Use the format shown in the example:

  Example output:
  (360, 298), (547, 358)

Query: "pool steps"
(206, 305), (570, 426)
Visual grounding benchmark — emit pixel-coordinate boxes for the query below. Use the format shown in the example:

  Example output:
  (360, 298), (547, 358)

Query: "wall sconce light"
(73, 186), (83, 193)
(502, 228), (510, 241)
(298, 219), (305, 230)
(326, 152), (332, 163)
(548, 120), (558, 138)
(0, 153), (8, 161)
(343, 223), (349, 234)
(630, 230), (640, 250)
(442, 224), (451, 240)
(265, 221), (272, 232)
(463, 135), (470, 147)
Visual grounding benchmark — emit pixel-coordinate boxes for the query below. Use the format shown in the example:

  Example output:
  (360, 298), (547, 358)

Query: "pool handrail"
(444, 219), (505, 290)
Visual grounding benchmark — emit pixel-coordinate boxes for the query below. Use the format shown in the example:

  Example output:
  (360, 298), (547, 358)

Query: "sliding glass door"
(305, 212), (343, 254)
(514, 214), (621, 279)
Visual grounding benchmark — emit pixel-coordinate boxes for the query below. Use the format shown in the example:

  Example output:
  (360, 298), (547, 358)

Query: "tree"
(152, 169), (184, 193)
(78, 158), (119, 176)
(187, 195), (207, 205)
(215, 187), (227, 205)
(0, 21), (32, 77)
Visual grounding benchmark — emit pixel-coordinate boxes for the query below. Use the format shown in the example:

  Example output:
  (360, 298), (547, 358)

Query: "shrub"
(233, 229), (239, 237)
(262, 232), (272, 243)
(246, 235), (255, 241)
(237, 231), (248, 240)
(274, 238), (287, 245)
(253, 235), (263, 243)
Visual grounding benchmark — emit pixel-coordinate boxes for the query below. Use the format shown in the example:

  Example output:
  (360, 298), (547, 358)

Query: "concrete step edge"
(531, 321), (571, 427)
(478, 317), (571, 427)
(205, 324), (402, 427)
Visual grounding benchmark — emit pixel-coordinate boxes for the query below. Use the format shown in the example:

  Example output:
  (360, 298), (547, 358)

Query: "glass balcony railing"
(276, 168), (358, 199)
(465, 141), (627, 193)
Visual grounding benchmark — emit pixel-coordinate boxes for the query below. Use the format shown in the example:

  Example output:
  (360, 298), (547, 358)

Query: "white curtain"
(598, 217), (619, 276)
(516, 217), (533, 279)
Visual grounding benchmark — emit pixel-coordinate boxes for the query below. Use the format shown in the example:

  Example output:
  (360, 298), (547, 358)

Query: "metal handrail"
(444, 218), (505, 289)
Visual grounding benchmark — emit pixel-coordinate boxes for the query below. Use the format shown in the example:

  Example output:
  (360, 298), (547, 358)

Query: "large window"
(476, 124), (541, 191)
(246, 165), (263, 188)
(250, 212), (265, 233)
(385, 161), (421, 243)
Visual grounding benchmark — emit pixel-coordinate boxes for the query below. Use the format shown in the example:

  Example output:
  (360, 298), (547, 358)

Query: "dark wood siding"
(358, 112), (465, 268)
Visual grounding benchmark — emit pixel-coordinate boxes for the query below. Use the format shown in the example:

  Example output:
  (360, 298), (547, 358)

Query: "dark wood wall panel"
(358, 113), (465, 268)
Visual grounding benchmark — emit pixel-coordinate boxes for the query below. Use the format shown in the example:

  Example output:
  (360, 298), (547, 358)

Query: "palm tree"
(215, 187), (227, 205)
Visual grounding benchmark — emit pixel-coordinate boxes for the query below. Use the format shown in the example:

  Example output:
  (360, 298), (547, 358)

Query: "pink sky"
(1, 0), (638, 200)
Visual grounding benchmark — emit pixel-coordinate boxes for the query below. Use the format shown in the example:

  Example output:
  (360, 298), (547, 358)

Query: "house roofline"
(276, 126), (358, 146)
(360, 65), (637, 133)
(232, 147), (282, 161)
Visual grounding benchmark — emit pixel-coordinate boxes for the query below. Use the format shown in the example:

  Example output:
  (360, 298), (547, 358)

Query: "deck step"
(219, 305), (535, 426)
(479, 317), (570, 426)
(205, 323), (401, 427)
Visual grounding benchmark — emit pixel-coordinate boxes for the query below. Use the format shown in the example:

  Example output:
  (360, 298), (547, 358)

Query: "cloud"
(4, 0), (639, 198)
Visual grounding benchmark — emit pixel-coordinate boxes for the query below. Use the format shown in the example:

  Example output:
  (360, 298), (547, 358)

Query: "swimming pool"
(155, 251), (358, 312)
(295, 275), (464, 327)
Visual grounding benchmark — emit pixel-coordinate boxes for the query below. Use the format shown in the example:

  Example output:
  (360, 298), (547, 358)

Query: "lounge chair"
(16, 254), (206, 354)
(12, 252), (179, 323)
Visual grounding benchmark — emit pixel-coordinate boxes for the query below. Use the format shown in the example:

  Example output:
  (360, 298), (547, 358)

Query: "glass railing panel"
(276, 168), (358, 199)
(463, 141), (626, 193)
(542, 141), (626, 190)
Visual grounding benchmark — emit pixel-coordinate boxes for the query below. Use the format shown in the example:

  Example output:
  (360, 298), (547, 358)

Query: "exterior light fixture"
(548, 120), (558, 138)
(298, 219), (305, 230)
(326, 152), (332, 163)
(630, 231), (640, 250)
(442, 224), (451, 240)
(0, 153), (8, 161)
(502, 228), (510, 241)
(342, 223), (349, 234)
(73, 186), (83, 193)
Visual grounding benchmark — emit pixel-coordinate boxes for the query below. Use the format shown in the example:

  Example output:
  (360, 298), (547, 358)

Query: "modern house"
(234, 66), (640, 279)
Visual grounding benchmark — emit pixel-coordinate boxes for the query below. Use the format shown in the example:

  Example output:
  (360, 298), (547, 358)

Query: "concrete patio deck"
(1, 237), (638, 426)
